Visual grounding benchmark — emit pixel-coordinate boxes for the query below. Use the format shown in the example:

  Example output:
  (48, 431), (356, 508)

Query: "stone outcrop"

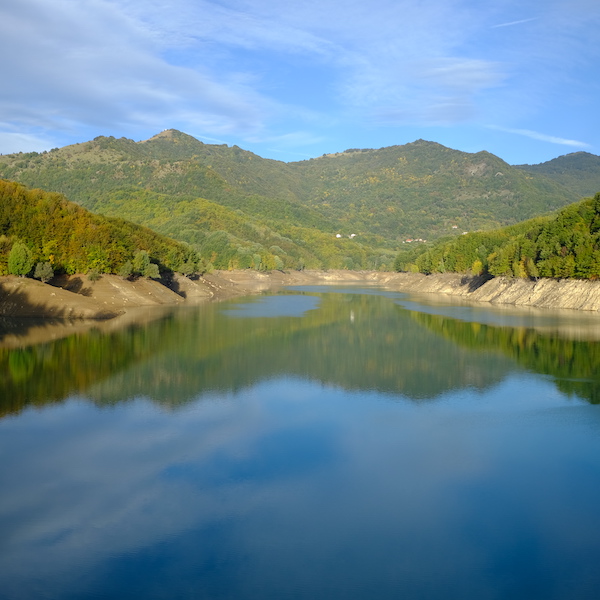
(368, 272), (600, 312)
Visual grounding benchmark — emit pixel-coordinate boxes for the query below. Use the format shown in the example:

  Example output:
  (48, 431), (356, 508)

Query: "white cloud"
(0, 0), (598, 158)
(487, 125), (591, 148)
(0, 0), (271, 145)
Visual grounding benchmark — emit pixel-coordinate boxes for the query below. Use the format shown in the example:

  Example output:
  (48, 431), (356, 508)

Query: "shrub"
(34, 262), (55, 283)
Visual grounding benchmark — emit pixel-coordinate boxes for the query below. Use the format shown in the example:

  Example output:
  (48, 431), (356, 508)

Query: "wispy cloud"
(491, 17), (537, 28)
(0, 0), (271, 141)
(0, 131), (54, 155)
(0, 0), (598, 160)
(488, 125), (591, 148)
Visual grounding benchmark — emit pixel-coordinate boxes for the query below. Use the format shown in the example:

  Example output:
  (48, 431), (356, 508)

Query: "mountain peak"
(142, 129), (201, 144)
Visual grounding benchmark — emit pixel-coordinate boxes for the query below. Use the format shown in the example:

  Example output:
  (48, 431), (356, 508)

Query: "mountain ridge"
(1, 130), (598, 270)
(515, 151), (600, 199)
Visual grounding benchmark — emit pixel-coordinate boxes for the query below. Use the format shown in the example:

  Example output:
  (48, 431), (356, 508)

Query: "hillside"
(0, 130), (593, 270)
(395, 192), (600, 280)
(288, 141), (579, 239)
(0, 179), (198, 277)
(516, 152), (600, 199)
(0, 131), (390, 270)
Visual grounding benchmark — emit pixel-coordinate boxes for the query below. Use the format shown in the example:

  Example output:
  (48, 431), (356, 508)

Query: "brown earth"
(0, 270), (365, 321)
(208, 270), (600, 312)
(0, 270), (367, 348)
(3, 268), (600, 331)
(3, 269), (600, 348)
(4, 270), (600, 321)
(368, 271), (600, 311)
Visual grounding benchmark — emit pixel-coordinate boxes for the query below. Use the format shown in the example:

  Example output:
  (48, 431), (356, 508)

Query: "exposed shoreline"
(366, 272), (600, 312)
(3, 270), (600, 348)
(212, 270), (600, 313)
(3, 270), (600, 321)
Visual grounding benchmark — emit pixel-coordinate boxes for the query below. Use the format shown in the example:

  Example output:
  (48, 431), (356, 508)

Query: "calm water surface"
(1, 286), (600, 599)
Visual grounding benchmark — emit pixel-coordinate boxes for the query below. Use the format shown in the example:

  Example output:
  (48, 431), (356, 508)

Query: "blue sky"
(1, 0), (599, 165)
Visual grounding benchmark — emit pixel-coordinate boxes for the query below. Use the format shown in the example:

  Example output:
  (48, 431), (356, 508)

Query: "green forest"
(1, 130), (600, 277)
(0, 179), (200, 278)
(2, 130), (599, 272)
(395, 192), (600, 279)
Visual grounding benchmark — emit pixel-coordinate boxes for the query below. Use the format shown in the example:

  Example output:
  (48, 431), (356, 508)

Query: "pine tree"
(34, 261), (54, 283)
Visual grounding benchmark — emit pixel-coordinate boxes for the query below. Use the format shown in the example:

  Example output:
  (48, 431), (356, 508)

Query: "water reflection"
(2, 377), (600, 599)
(3, 288), (600, 419)
(0, 291), (509, 416)
(2, 287), (600, 599)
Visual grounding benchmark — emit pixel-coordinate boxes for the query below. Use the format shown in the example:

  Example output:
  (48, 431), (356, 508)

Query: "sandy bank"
(3, 269), (600, 349)
(0, 270), (356, 321)
(3, 270), (600, 323)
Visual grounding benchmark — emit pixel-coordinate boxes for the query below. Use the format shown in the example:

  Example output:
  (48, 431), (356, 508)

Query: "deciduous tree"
(8, 242), (33, 277)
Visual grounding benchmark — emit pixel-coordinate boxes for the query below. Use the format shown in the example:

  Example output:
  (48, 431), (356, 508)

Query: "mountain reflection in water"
(1, 286), (600, 599)
(2, 287), (600, 416)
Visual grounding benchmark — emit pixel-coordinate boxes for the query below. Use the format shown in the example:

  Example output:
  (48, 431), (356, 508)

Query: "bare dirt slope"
(4, 269), (600, 322)
(0, 270), (371, 321)
(0, 273), (204, 319)
(0, 276), (121, 319)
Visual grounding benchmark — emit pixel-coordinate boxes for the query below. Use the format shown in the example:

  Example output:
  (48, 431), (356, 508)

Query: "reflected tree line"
(412, 311), (600, 404)
(2, 291), (600, 419)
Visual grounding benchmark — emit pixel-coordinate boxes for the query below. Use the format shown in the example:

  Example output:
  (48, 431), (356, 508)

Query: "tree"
(34, 261), (54, 283)
(133, 250), (151, 276)
(133, 250), (160, 278)
(471, 259), (483, 276)
(179, 259), (197, 278)
(8, 242), (34, 277)
(524, 257), (539, 281)
(145, 263), (160, 279)
(118, 261), (133, 279)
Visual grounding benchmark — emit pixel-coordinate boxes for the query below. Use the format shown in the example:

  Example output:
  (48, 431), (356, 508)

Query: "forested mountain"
(0, 179), (198, 277)
(0, 130), (595, 270)
(289, 141), (579, 239)
(395, 192), (600, 280)
(516, 152), (600, 200)
(0, 132), (393, 270)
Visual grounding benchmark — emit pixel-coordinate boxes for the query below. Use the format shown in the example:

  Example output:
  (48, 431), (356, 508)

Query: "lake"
(1, 285), (600, 599)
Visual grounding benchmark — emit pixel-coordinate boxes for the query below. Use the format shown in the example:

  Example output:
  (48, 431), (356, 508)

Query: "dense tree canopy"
(2, 131), (596, 271)
(395, 192), (600, 280)
(0, 179), (200, 277)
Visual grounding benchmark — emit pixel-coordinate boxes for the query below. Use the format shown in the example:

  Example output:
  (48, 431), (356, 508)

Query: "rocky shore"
(365, 272), (600, 312)
(3, 269), (600, 322)
(210, 270), (600, 312)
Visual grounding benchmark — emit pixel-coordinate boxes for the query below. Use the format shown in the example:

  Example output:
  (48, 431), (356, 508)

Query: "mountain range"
(1, 130), (599, 270)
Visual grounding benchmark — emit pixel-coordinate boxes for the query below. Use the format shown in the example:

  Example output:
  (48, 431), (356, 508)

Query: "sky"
(1, 0), (599, 165)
